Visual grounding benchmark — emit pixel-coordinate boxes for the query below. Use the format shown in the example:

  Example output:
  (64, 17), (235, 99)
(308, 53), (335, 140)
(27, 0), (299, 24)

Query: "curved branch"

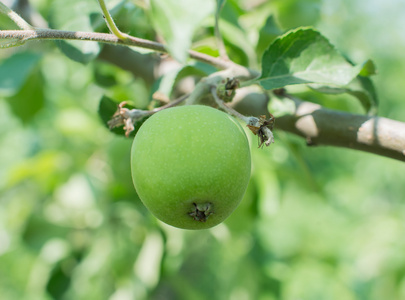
(275, 98), (405, 161)
(231, 91), (405, 162)
(0, 29), (234, 70)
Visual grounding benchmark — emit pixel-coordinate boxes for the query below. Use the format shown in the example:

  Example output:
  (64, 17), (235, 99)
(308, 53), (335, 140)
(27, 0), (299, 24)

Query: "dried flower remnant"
(247, 114), (275, 147)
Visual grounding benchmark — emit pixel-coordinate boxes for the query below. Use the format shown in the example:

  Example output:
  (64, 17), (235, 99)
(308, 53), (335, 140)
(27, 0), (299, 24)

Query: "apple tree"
(1, 0), (405, 299)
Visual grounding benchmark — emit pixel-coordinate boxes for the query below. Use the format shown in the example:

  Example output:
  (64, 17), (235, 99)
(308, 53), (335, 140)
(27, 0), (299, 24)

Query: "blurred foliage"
(1, 0), (405, 299)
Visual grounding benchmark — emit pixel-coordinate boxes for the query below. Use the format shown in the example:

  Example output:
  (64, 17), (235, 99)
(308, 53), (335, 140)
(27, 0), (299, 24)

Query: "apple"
(131, 105), (251, 229)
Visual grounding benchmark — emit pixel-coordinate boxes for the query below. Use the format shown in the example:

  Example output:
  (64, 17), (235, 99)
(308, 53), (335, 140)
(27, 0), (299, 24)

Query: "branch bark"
(274, 98), (405, 161)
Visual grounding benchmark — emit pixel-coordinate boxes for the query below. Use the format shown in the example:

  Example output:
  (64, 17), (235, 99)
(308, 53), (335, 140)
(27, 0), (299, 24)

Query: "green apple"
(131, 105), (251, 229)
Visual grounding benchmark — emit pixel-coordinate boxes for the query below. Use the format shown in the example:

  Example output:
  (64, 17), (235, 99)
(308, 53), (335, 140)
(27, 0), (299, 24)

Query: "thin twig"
(210, 85), (250, 123)
(97, 0), (128, 40)
(151, 94), (189, 113)
(0, 29), (235, 70)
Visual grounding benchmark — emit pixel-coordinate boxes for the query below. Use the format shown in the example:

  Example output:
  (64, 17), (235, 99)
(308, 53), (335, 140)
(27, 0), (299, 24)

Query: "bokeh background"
(1, 0), (405, 299)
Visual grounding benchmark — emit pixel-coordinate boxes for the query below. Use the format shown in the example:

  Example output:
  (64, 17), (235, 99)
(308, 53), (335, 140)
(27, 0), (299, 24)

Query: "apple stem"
(151, 94), (189, 113)
(108, 94), (189, 137)
(211, 86), (250, 123)
(211, 86), (275, 147)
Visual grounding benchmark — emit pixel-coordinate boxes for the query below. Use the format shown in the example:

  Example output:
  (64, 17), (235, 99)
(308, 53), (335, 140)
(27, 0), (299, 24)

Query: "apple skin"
(131, 105), (251, 230)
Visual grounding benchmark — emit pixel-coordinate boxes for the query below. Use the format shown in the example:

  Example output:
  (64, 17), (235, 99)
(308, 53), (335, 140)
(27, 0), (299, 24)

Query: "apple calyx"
(189, 202), (213, 222)
(247, 114), (276, 147)
(216, 77), (240, 103)
(108, 101), (150, 137)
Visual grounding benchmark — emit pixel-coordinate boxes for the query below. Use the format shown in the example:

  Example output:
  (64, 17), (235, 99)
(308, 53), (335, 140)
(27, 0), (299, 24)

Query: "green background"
(1, 0), (405, 299)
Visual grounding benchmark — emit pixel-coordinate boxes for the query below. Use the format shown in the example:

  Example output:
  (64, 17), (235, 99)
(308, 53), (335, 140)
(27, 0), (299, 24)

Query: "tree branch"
(0, 29), (235, 70)
(1, 15), (404, 162)
(274, 97), (405, 161)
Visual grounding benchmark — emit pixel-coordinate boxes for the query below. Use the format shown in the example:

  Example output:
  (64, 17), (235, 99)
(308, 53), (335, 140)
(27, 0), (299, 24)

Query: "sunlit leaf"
(258, 27), (365, 90)
(149, 0), (215, 63)
(258, 27), (379, 112)
(310, 75), (378, 113)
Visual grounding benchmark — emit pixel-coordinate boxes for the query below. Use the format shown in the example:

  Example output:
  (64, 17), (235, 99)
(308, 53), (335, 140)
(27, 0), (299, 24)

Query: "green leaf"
(308, 59), (378, 113)
(273, 0), (321, 29)
(176, 62), (217, 78)
(0, 38), (26, 49)
(359, 59), (377, 76)
(347, 77), (378, 113)
(258, 27), (365, 90)
(7, 71), (45, 124)
(50, 0), (101, 64)
(0, 11), (20, 30)
(152, 62), (216, 100)
(56, 41), (100, 65)
(216, 0), (226, 12)
(0, 52), (41, 96)
(149, 0), (215, 63)
(256, 15), (283, 59)
(151, 67), (183, 101)
(219, 19), (257, 67)
(98, 95), (147, 137)
(99, 95), (124, 136)
(310, 76), (378, 113)
(215, 0), (226, 36)
(93, 63), (118, 87)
